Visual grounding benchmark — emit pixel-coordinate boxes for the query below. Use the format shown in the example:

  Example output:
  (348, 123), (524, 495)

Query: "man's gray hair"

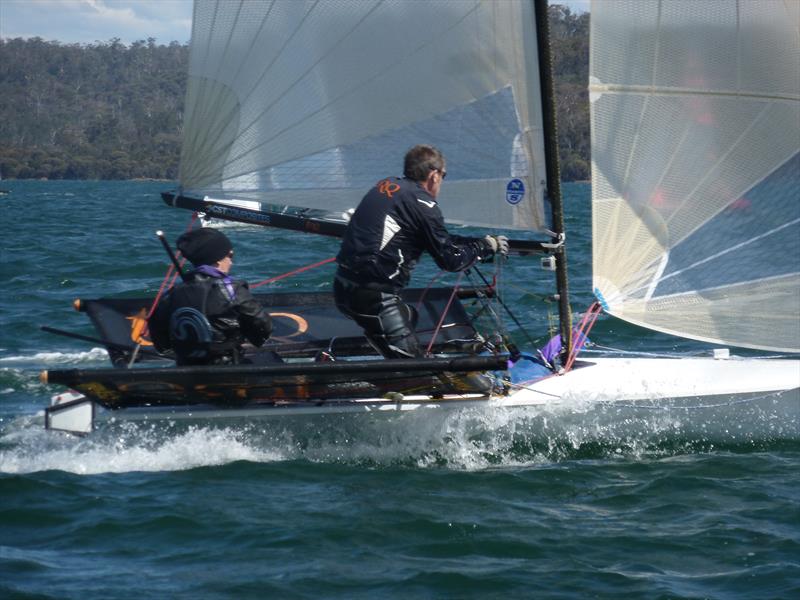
(403, 144), (445, 182)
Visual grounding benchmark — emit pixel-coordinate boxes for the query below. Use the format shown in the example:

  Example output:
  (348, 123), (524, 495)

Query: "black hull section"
(45, 356), (506, 410)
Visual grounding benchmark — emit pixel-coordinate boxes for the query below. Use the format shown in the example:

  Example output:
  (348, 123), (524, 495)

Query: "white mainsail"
(180, 0), (552, 233)
(590, 0), (800, 352)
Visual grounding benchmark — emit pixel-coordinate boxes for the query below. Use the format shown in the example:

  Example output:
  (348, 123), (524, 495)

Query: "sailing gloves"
(484, 235), (510, 256)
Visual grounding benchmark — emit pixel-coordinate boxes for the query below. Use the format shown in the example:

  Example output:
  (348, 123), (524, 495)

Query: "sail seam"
(602, 311), (799, 354)
(639, 271), (799, 302)
(206, 2), (485, 185)
(588, 84), (800, 104)
(186, 0), (277, 174)
(183, 0), (323, 186)
(660, 104), (773, 235)
(626, 217), (800, 298)
(190, 0), (384, 184)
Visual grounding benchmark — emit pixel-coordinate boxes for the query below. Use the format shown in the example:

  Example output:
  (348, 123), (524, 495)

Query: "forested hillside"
(0, 5), (589, 182)
(0, 38), (187, 180)
(549, 5), (590, 181)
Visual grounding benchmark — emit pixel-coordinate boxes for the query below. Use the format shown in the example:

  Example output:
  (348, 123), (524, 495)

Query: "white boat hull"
(48, 356), (800, 440)
(510, 356), (800, 405)
(505, 357), (799, 441)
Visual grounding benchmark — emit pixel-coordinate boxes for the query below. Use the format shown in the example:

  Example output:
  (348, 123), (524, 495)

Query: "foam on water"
(0, 348), (109, 366)
(0, 349), (111, 408)
(0, 418), (287, 474)
(200, 218), (262, 230)
(2, 394), (793, 475)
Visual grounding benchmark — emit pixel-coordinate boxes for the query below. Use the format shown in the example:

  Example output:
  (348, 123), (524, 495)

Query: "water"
(1, 180), (798, 599)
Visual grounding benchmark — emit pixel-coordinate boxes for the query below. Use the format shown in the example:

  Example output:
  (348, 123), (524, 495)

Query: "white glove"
(484, 235), (509, 256)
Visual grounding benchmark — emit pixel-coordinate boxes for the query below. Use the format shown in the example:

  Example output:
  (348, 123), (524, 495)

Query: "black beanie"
(176, 228), (233, 266)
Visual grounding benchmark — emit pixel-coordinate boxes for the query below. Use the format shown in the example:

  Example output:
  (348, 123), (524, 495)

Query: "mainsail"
(590, 0), (800, 352)
(180, 0), (553, 232)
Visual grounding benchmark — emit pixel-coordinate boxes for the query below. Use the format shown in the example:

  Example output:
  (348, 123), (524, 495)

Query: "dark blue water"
(1, 180), (798, 599)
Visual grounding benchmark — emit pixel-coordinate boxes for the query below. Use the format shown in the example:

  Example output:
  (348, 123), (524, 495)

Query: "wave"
(0, 349), (109, 398)
(199, 218), (263, 230)
(0, 417), (285, 475)
(0, 348), (109, 367)
(2, 400), (796, 475)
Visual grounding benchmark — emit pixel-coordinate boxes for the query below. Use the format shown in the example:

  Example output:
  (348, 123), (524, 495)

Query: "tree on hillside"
(549, 4), (591, 182)
(0, 37), (187, 180)
(0, 9), (590, 182)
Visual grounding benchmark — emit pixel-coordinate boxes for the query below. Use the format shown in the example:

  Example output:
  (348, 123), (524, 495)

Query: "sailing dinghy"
(42, 0), (798, 436)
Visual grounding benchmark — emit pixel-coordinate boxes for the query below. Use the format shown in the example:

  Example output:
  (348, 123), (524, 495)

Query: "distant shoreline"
(0, 177), (175, 182)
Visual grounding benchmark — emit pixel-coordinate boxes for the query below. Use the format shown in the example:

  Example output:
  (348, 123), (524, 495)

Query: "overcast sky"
(0, 0), (194, 45)
(0, 0), (590, 46)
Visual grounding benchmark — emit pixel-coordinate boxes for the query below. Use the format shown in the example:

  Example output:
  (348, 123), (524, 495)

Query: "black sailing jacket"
(336, 177), (494, 290)
(149, 270), (272, 358)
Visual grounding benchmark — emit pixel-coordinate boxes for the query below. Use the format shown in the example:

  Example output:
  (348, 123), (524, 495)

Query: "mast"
(533, 0), (573, 360)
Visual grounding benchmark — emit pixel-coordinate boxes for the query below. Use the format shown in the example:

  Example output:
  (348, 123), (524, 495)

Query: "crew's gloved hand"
(484, 234), (509, 256)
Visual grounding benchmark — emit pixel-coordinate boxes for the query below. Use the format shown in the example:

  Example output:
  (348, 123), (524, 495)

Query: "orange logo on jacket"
(378, 179), (400, 198)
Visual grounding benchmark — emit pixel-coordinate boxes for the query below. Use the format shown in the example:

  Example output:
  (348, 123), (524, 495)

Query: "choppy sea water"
(0, 180), (798, 599)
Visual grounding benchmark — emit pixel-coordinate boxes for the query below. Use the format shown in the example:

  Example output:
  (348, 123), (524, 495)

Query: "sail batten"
(591, 0), (800, 352)
(589, 84), (800, 103)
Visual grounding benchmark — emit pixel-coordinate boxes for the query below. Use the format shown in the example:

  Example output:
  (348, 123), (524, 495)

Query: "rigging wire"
(126, 213), (199, 367)
(504, 380), (561, 398)
(146, 212), (198, 318)
(415, 271), (446, 312)
(250, 256), (336, 289)
(425, 271), (464, 355)
(563, 301), (602, 373)
(468, 262), (539, 353)
(459, 262), (522, 362)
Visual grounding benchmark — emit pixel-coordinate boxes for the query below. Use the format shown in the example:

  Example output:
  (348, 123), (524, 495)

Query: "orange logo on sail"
(127, 308), (154, 346)
(378, 179), (400, 198)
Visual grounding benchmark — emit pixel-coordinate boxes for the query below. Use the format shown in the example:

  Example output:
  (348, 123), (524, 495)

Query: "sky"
(0, 0), (590, 46)
(0, 0), (194, 45)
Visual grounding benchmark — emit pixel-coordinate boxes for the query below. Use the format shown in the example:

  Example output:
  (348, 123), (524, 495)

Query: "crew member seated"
(149, 228), (273, 365)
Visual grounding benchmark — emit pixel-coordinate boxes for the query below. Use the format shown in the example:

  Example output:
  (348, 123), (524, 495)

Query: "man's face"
(430, 165), (446, 198)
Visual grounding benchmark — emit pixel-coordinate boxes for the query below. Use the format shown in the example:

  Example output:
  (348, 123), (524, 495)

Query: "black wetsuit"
(335, 176), (494, 358)
(149, 267), (272, 365)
